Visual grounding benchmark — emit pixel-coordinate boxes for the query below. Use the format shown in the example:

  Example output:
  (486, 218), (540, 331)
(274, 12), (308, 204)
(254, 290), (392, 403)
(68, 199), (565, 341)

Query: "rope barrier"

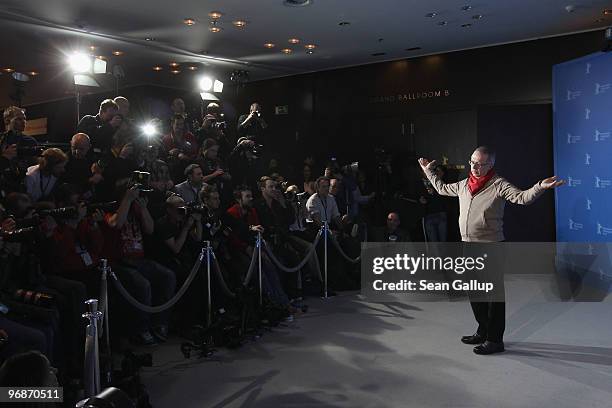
(210, 250), (237, 298)
(242, 246), (260, 286)
(110, 254), (203, 314)
(262, 230), (322, 273)
(330, 234), (361, 263)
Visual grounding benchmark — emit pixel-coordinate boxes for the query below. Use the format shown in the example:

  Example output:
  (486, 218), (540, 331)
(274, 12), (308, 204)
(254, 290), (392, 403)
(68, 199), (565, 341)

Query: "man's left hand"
(541, 176), (565, 189)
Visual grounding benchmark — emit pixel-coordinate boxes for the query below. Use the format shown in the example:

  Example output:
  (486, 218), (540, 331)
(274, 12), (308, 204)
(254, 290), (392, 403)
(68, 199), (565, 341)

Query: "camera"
(178, 202), (208, 217)
(1, 226), (35, 242)
(86, 201), (118, 214)
(13, 289), (55, 308)
(130, 171), (154, 195)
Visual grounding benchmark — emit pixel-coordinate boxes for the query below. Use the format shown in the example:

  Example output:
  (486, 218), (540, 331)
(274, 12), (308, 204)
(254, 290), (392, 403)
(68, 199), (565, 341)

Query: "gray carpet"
(141, 284), (612, 408)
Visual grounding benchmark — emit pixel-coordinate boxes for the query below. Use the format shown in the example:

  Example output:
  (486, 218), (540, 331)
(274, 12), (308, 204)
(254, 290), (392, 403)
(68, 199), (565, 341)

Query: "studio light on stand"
(68, 52), (107, 125)
(198, 75), (224, 101)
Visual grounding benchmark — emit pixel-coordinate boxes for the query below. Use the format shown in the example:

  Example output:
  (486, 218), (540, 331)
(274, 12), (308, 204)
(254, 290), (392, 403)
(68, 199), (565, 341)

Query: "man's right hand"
(1, 144), (17, 160)
(418, 158), (437, 172)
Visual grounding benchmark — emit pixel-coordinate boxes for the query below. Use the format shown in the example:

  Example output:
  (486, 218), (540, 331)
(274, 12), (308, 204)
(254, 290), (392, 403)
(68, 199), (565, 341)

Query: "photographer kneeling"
(102, 180), (176, 345)
(152, 195), (203, 330)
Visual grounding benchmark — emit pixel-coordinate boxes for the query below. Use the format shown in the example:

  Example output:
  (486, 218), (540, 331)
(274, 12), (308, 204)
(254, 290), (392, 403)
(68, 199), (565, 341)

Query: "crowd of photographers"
(0, 96), (418, 392)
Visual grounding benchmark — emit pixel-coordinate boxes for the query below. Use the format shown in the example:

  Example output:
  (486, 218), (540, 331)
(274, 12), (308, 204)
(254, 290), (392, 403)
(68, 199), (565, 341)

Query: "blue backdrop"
(553, 52), (612, 242)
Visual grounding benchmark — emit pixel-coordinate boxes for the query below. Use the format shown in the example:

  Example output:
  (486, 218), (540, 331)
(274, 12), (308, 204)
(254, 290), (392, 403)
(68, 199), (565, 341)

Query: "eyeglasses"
(468, 160), (491, 168)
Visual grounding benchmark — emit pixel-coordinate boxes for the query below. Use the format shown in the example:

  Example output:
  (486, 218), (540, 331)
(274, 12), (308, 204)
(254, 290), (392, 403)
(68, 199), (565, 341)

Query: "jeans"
(424, 212), (447, 242)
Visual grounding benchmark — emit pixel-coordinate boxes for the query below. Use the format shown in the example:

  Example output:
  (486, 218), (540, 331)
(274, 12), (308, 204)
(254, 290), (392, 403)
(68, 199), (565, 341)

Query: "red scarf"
(468, 169), (496, 196)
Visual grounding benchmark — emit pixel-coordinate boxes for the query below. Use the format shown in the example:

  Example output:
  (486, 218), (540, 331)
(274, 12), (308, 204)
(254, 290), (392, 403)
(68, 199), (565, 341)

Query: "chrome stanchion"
(204, 241), (212, 328)
(323, 221), (328, 299)
(99, 259), (112, 385)
(83, 299), (103, 398)
(257, 232), (263, 306)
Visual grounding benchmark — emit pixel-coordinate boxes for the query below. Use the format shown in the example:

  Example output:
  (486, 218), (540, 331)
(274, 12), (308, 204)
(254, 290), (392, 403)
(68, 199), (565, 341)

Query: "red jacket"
(51, 219), (104, 273)
(226, 204), (260, 252)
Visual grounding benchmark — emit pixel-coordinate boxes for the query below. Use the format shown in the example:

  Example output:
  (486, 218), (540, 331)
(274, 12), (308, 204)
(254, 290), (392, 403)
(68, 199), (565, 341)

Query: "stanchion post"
(205, 241), (212, 328)
(83, 299), (103, 397)
(99, 259), (111, 384)
(257, 232), (263, 306)
(324, 221), (328, 299)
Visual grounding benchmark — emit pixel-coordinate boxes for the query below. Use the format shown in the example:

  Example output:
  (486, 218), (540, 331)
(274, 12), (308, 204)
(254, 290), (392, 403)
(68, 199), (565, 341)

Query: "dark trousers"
(469, 301), (505, 343)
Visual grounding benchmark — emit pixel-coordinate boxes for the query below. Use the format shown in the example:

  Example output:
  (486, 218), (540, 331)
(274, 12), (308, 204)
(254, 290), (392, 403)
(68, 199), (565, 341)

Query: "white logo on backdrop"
(595, 83), (611, 95)
(595, 176), (612, 188)
(594, 129), (611, 142)
(588, 244), (594, 255)
(586, 198), (592, 210)
(567, 90), (582, 100)
(585, 108), (591, 120)
(586, 63), (591, 74)
(569, 219), (584, 230)
(596, 222), (612, 236)
(585, 153), (591, 165)
(567, 133), (581, 144)
(567, 176), (582, 187)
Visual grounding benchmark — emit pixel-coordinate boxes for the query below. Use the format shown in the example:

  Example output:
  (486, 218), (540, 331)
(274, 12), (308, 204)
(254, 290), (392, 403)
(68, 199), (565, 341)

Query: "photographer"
(162, 114), (199, 180)
(229, 137), (263, 192)
(198, 139), (231, 195)
(102, 181), (176, 345)
(226, 185), (292, 313)
(152, 195), (202, 329)
(0, 106), (37, 196)
(174, 164), (205, 205)
(60, 133), (100, 199)
(24, 148), (67, 204)
(137, 141), (173, 218)
(77, 99), (122, 157)
(237, 102), (267, 144)
(197, 103), (231, 157)
(46, 184), (105, 296)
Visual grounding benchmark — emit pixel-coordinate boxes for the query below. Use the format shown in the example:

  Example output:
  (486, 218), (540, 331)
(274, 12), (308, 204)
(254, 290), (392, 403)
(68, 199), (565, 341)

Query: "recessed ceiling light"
(2, 68), (14, 73)
(338, 21), (351, 26)
(97, 55), (106, 60)
(281, 48), (293, 54)
(112, 50), (123, 56)
(371, 52), (386, 57)
(187, 65), (198, 71)
(171, 70), (181, 74)
(210, 26), (222, 33)
(283, 0), (312, 7)
(89, 46), (96, 51)
(306, 50), (314, 54)
(28, 71), (39, 76)
(437, 21), (448, 26)
(405, 47), (422, 51)
(604, 9), (612, 15)
(461, 5), (472, 11)
(145, 37), (154, 41)
(233, 20), (247, 28)
(169, 62), (179, 67)
(461, 23), (472, 28)
(288, 38), (300, 44)
(209, 11), (223, 19)
(264, 43), (276, 48)
(472, 14), (483, 19)
(425, 12), (438, 18)
(184, 18), (196, 26)
(305, 44), (317, 50)
(153, 66), (163, 71)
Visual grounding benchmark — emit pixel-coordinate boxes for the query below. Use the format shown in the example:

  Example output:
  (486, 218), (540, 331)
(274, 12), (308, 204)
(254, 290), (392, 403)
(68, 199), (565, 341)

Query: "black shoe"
(473, 341), (505, 355)
(130, 330), (157, 346)
(461, 333), (485, 344)
(151, 325), (169, 342)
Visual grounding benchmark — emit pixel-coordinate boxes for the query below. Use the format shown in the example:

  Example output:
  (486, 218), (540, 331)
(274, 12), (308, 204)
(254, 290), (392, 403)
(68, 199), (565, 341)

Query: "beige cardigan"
(425, 169), (545, 242)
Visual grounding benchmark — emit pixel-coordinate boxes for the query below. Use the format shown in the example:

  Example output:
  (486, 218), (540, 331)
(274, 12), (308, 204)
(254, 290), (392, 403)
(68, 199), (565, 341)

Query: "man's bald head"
(70, 133), (91, 159)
